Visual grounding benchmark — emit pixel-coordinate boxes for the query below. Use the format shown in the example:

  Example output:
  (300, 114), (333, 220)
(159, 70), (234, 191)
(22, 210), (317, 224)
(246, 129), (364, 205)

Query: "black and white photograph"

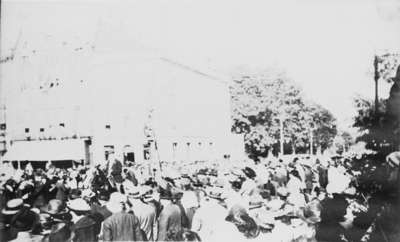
(0, 0), (400, 241)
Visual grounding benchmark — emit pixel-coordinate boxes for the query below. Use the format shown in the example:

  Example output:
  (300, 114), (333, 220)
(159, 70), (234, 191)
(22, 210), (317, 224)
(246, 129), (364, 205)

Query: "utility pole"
(374, 55), (380, 114)
(309, 128), (313, 155)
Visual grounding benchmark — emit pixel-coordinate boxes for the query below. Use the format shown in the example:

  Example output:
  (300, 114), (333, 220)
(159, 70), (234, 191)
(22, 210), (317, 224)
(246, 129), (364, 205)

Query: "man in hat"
(157, 189), (183, 241)
(127, 186), (157, 241)
(68, 198), (101, 242)
(101, 192), (144, 241)
(1, 199), (29, 241)
(192, 187), (243, 242)
(91, 190), (112, 221)
(8, 206), (42, 242)
(40, 199), (73, 241)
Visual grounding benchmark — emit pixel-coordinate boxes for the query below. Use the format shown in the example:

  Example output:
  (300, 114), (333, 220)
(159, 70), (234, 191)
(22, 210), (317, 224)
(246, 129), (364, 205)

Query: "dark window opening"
(105, 124), (111, 129)
(59, 123), (65, 127)
(25, 128), (30, 133)
(40, 128), (45, 132)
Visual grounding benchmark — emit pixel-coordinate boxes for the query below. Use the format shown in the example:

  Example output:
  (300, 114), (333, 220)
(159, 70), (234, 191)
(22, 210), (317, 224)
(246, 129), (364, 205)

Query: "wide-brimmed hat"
(205, 187), (224, 200)
(41, 199), (68, 215)
(106, 192), (126, 213)
(2, 199), (26, 215)
(67, 198), (91, 212)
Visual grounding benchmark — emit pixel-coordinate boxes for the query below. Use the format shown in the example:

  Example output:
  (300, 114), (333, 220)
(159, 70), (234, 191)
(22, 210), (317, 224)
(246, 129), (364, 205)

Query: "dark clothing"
(55, 182), (68, 202)
(316, 222), (347, 242)
(318, 166), (328, 189)
(157, 203), (182, 241)
(102, 211), (144, 242)
(185, 207), (197, 229)
(177, 202), (190, 229)
(91, 204), (112, 221)
(72, 215), (98, 242)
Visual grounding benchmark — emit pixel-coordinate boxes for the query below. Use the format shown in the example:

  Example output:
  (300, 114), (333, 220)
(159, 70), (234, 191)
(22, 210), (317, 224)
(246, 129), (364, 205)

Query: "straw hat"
(2, 199), (26, 215)
(106, 192), (126, 213)
(67, 198), (91, 212)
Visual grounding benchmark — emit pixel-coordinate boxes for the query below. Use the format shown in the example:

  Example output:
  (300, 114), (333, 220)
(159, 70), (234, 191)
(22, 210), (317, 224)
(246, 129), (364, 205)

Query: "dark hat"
(242, 167), (256, 179)
(69, 189), (82, 200)
(159, 188), (173, 200)
(10, 207), (38, 232)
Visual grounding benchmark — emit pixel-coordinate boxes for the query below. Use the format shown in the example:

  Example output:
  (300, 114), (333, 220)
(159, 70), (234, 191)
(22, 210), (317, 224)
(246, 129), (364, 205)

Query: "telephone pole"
(374, 55), (380, 114)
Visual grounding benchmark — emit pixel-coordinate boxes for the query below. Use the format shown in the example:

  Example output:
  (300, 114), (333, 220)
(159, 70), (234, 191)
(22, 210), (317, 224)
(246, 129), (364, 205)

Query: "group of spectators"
(0, 154), (392, 242)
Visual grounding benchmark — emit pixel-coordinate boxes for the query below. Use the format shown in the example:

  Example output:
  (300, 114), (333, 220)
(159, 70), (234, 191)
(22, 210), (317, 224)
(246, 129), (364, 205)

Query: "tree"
(230, 68), (337, 160)
(353, 95), (397, 154)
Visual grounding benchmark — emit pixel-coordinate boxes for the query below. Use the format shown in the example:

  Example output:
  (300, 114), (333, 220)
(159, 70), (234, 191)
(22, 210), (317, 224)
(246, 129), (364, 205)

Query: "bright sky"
(2, 0), (400, 131)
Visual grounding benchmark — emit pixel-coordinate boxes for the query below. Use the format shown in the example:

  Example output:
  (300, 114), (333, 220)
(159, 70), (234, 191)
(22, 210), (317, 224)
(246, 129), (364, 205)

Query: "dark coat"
(157, 203), (182, 241)
(72, 215), (98, 242)
(91, 204), (112, 221)
(102, 211), (144, 242)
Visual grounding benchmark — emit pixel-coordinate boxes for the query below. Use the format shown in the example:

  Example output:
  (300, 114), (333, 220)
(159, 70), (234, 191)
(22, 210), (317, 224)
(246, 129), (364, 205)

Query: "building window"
(25, 128), (29, 133)
(59, 123), (65, 127)
(105, 124), (111, 129)
(198, 142), (202, 146)
(0, 123), (6, 130)
(40, 128), (45, 132)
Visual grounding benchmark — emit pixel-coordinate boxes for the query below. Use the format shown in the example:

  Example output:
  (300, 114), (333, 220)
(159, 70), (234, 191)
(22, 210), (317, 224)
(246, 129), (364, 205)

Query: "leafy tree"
(353, 95), (397, 154)
(230, 68), (337, 160)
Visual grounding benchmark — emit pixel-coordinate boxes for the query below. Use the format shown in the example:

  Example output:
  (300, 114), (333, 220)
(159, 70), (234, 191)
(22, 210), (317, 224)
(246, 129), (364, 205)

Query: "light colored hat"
(2, 199), (24, 215)
(67, 198), (91, 212)
(277, 187), (289, 197)
(107, 192), (126, 213)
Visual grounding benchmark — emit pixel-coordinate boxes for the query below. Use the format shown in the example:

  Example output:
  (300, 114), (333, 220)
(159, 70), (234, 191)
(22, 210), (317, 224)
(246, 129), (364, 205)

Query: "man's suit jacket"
(102, 211), (144, 241)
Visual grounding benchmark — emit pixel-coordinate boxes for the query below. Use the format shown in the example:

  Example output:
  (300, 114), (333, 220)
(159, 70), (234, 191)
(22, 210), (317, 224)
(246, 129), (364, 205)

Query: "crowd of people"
(0, 154), (393, 242)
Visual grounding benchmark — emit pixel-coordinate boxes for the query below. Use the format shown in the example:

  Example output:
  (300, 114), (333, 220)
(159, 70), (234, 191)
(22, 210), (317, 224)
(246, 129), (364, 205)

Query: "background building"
(0, 33), (244, 167)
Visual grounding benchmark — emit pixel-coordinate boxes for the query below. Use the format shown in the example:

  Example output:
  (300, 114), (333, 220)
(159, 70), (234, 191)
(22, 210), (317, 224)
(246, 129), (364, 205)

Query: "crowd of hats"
(0, 154), (377, 242)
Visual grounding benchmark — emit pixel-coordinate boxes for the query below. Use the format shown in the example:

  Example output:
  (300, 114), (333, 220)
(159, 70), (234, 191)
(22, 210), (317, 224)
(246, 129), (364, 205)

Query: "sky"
(1, 0), (400, 131)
